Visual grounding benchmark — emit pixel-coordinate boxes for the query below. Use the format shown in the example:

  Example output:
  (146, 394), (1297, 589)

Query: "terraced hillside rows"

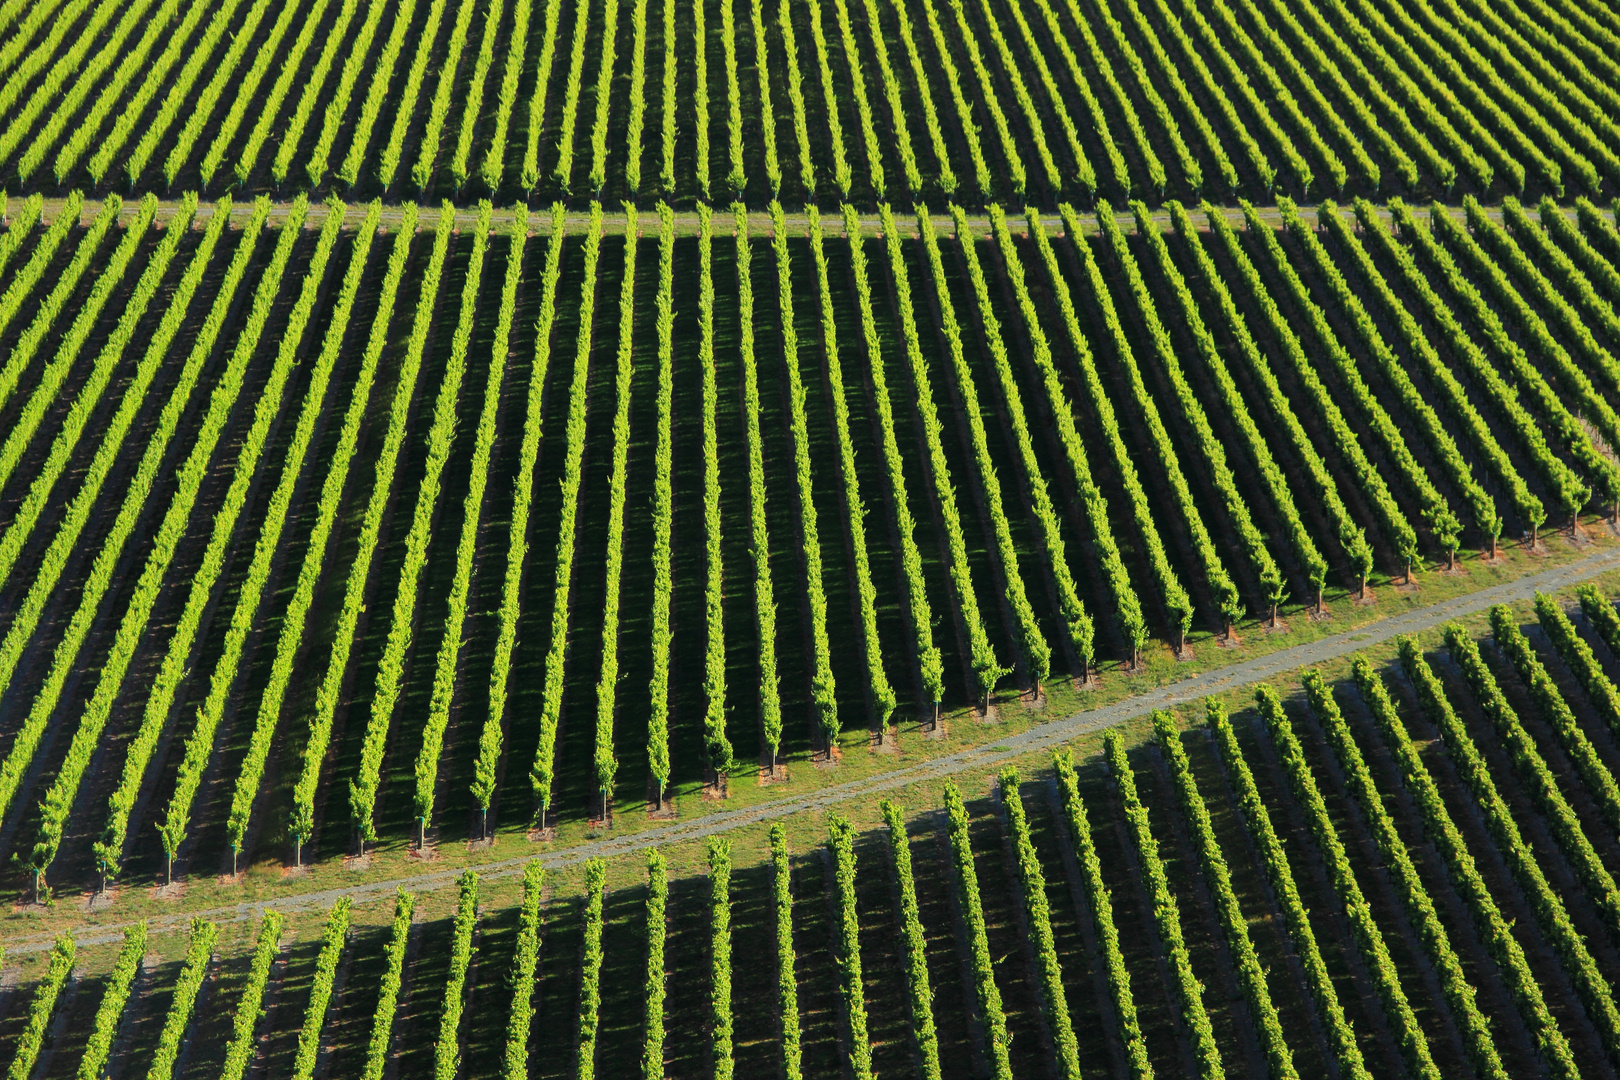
(3, 192), (1620, 897)
(0, 0), (1617, 202)
(7, 593), (1620, 1080)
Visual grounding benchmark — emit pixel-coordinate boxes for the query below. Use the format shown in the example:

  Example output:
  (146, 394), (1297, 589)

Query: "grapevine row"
(1261, 198), (1450, 564)
(269, 0), (365, 186)
(76, 923), (145, 1080)
(1303, 202), (1500, 553)
(1206, 702), (1372, 1080)
(644, 851), (668, 1080)
(1293, 671), (1507, 1079)
(770, 203), (839, 744)
(811, 210), (903, 710)
(363, 890), (416, 1080)
(502, 862), (544, 1080)
(303, 0), (391, 186)
(292, 900), (352, 1080)
(150, 920), (219, 1080)
(1388, 642), (1620, 1067)
(0, 199), (302, 865)
(1106, 731), (1222, 1079)
(999, 769), (1081, 1080)
(1154, 712), (1299, 1080)
(533, 204), (606, 818)
(880, 801), (942, 1080)
(880, 205), (1004, 699)
(1254, 682), (1445, 1080)
(734, 207), (785, 761)
(286, 203), (456, 864)
(194, 0), (299, 184)
(219, 913), (284, 1080)
(1102, 203), (1269, 626)
(218, 202), (416, 863)
(699, 204), (731, 775)
(1060, 204), (1206, 642)
(1361, 201), (1567, 531)
(450, 0), (505, 187)
(477, 204), (567, 828)
(436, 872), (479, 1080)
(378, 0), (452, 188)
(1142, 202), (1326, 611)
(79, 198), (336, 881)
(338, 0), (422, 186)
(943, 781), (1012, 1079)
(829, 814), (875, 1079)
(593, 206), (638, 804)
(141, 201), (369, 881)
(1486, 611), (1620, 864)
(1022, 213), (1164, 655)
(967, 207), (1094, 673)
(1211, 204), (1414, 578)
(709, 838), (734, 1080)
(836, 206), (941, 705)
(418, 206), (528, 830)
(5, 936), (73, 1080)
(1051, 750), (1149, 1079)
(1541, 591), (1620, 738)
(1314, 663), (1574, 1080)
(914, 208), (1047, 686)
(646, 205), (676, 799)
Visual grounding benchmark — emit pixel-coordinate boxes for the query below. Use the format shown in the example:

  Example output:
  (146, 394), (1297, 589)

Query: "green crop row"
(593, 206), (638, 800)
(6, 936), (74, 1080)
(218, 203), (412, 861)
(502, 862), (544, 1080)
(999, 769), (1081, 1079)
(363, 890), (416, 1080)
(220, 914), (284, 1080)
(1299, 669), (1507, 1079)
(419, 206), (528, 829)
(1255, 683), (1444, 1080)
(291, 900), (351, 1080)
(880, 802), (941, 1080)
(771, 203), (839, 744)
(1391, 641), (1619, 1069)
(478, 205), (567, 823)
(915, 208), (1047, 685)
(1051, 750), (1148, 1079)
(75, 923), (145, 1080)
(944, 781), (1012, 1079)
(881, 206), (1004, 698)
(288, 203), (456, 860)
(436, 873), (479, 1080)
(829, 815), (875, 1079)
(734, 207), (785, 759)
(534, 204), (607, 816)
(836, 207), (940, 704)
(1207, 702), (1372, 1080)
(1107, 731), (1222, 1079)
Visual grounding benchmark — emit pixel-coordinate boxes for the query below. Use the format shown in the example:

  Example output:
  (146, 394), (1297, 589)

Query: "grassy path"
(10, 197), (1531, 236)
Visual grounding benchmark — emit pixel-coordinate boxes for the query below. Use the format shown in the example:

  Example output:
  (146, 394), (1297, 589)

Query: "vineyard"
(0, 0), (1614, 202)
(4, 599), (1620, 1079)
(1, 187), (1620, 891)
(5, 0), (1620, 1070)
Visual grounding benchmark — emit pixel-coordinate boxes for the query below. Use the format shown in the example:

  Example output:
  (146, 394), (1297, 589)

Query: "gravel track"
(5, 547), (1617, 953)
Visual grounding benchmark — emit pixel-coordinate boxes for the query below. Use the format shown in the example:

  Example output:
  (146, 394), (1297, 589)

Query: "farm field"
(0, 0), (1615, 204)
(7, 189), (1620, 891)
(5, 0), (1620, 1072)
(5, 589), (1620, 1080)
